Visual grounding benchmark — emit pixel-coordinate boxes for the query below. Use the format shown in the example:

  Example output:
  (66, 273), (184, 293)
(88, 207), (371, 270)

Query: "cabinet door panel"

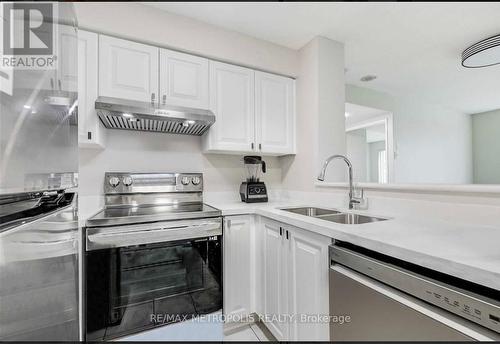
(160, 49), (208, 109)
(99, 35), (158, 102)
(262, 218), (288, 341)
(204, 61), (255, 153)
(255, 72), (295, 154)
(78, 30), (105, 148)
(223, 216), (254, 320)
(58, 25), (78, 93)
(288, 226), (330, 341)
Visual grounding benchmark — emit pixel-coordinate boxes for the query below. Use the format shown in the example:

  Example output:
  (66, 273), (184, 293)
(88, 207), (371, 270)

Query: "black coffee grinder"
(240, 156), (268, 203)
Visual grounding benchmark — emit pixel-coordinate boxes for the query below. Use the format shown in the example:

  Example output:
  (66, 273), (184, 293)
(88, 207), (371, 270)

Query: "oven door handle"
(86, 219), (222, 250)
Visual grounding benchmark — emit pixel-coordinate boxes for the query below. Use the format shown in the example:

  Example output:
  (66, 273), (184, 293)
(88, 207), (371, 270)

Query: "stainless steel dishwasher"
(329, 242), (500, 341)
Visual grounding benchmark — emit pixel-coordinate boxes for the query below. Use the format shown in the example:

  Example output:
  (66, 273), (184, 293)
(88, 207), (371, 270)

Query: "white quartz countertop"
(206, 200), (500, 291)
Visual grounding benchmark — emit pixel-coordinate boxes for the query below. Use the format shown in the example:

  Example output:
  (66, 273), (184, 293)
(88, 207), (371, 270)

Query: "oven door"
(85, 218), (222, 341)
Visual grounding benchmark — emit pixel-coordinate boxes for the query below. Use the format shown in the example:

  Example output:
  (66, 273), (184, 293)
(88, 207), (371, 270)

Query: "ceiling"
(145, 2), (500, 114)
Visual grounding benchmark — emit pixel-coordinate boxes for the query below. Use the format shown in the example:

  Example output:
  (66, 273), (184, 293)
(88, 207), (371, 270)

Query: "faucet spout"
(317, 154), (359, 209)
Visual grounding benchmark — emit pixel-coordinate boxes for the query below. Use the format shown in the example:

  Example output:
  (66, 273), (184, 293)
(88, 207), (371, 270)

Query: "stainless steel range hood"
(95, 96), (215, 135)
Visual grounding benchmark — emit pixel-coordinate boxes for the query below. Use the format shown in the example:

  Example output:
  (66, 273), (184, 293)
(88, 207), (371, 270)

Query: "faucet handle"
(351, 187), (367, 210)
(354, 187), (364, 199)
(351, 183), (363, 198)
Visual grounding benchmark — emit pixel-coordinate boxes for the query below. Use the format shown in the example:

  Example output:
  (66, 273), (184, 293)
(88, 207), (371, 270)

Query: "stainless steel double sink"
(281, 207), (387, 225)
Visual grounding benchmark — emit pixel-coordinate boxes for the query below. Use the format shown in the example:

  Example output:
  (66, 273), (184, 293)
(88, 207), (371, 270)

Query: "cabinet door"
(99, 35), (159, 102)
(203, 61), (255, 153)
(255, 71), (295, 155)
(78, 30), (105, 148)
(159, 49), (208, 109)
(58, 24), (78, 93)
(262, 218), (289, 341)
(287, 225), (330, 341)
(223, 216), (254, 321)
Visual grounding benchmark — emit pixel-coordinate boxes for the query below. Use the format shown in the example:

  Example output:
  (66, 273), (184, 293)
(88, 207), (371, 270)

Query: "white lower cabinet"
(262, 218), (289, 341)
(287, 225), (330, 341)
(260, 217), (330, 341)
(223, 215), (255, 321)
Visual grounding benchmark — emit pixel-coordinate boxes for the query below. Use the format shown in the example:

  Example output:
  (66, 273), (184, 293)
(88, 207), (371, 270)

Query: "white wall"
(74, 2), (298, 77)
(79, 130), (282, 197)
(281, 37), (346, 191)
(472, 109), (500, 184)
(346, 84), (473, 184)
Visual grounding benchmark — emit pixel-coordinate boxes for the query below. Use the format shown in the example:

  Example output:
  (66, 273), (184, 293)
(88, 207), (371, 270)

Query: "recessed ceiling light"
(23, 104), (31, 109)
(345, 112), (351, 118)
(122, 113), (133, 118)
(462, 34), (500, 68)
(360, 75), (377, 82)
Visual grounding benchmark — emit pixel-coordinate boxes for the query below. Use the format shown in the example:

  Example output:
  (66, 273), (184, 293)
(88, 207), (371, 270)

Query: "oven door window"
(86, 236), (222, 341)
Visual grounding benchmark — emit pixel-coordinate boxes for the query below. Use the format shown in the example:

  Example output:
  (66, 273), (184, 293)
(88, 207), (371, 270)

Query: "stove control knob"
(122, 176), (133, 186)
(192, 176), (201, 185)
(109, 177), (120, 187)
(181, 176), (191, 185)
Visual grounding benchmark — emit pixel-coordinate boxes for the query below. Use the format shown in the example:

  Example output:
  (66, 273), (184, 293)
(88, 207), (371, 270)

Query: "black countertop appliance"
(240, 156), (268, 203)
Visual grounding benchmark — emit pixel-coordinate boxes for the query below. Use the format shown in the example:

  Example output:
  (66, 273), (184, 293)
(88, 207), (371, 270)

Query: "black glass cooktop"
(86, 203), (221, 227)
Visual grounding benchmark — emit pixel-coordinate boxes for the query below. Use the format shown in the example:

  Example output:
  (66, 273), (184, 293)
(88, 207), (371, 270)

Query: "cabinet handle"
(87, 131), (92, 140)
(259, 143), (262, 151)
(286, 230), (289, 240)
(279, 227), (282, 236)
(162, 94), (166, 105)
(251, 143), (254, 150)
(50, 78), (54, 90)
(151, 93), (156, 104)
(58, 79), (62, 91)
(226, 219), (231, 228)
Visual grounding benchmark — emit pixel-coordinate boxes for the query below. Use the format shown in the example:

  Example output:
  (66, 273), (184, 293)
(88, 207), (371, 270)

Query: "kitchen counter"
(207, 199), (500, 292)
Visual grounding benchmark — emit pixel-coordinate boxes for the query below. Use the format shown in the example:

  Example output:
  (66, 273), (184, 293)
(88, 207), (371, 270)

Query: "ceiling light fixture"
(360, 75), (377, 82)
(462, 34), (500, 68)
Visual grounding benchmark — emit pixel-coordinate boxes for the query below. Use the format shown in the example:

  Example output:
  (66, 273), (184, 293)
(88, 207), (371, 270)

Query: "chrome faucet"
(317, 154), (363, 209)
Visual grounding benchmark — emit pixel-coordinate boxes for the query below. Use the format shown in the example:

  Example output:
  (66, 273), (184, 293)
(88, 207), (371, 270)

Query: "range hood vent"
(95, 96), (215, 136)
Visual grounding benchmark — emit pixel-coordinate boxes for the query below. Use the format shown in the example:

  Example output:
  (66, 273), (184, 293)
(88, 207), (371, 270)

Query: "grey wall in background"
(369, 140), (386, 183)
(472, 109), (500, 184)
(346, 129), (368, 183)
(346, 84), (473, 184)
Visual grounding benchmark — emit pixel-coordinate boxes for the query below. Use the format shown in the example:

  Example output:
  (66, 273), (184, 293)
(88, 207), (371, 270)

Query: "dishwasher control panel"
(330, 244), (500, 335)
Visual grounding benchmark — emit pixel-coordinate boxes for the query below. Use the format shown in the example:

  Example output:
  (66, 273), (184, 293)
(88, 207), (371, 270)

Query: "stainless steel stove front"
(84, 172), (222, 341)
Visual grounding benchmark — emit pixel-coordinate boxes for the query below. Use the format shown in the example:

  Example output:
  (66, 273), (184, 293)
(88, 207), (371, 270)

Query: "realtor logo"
(0, 2), (57, 69)
(3, 2), (53, 55)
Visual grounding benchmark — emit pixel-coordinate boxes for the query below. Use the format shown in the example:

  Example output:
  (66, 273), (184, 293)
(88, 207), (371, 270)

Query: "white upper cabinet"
(99, 35), (159, 103)
(203, 62), (296, 156)
(159, 49), (209, 109)
(78, 30), (105, 148)
(58, 24), (78, 92)
(203, 61), (255, 153)
(255, 71), (296, 155)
